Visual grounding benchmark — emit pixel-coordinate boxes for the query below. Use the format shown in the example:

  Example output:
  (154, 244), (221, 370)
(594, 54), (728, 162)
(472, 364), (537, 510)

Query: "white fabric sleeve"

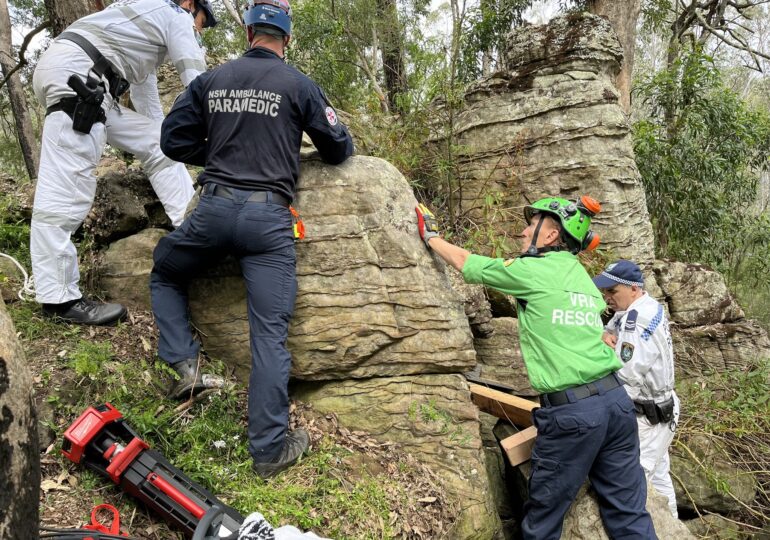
(165, 13), (207, 86)
(130, 71), (165, 121)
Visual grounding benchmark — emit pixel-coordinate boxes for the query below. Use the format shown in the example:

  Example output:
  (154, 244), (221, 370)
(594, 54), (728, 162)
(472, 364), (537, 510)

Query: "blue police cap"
(593, 260), (644, 289)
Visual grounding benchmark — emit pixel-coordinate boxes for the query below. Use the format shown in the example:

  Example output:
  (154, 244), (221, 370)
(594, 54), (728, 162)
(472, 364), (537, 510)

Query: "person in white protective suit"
(31, 0), (217, 325)
(593, 260), (680, 518)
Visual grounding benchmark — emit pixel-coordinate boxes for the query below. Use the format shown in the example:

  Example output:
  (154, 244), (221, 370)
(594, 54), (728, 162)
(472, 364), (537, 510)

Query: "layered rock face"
(185, 156), (496, 538)
(188, 156), (476, 380)
(432, 12), (655, 266)
(653, 261), (770, 375)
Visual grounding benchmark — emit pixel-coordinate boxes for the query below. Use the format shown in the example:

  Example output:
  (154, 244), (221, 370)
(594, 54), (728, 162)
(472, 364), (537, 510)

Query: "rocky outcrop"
(672, 435), (757, 515)
(294, 374), (500, 539)
(473, 318), (535, 396)
(432, 12), (655, 266)
(188, 155), (476, 380)
(673, 320), (770, 374)
(654, 261), (744, 326)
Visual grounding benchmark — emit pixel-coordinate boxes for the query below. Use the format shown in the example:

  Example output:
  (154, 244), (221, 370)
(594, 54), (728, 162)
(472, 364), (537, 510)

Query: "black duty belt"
(46, 95), (107, 123)
(541, 372), (621, 407)
(203, 183), (290, 208)
(58, 31), (130, 99)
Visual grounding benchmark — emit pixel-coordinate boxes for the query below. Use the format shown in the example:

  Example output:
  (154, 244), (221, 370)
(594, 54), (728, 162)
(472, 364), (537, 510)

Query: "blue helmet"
(243, 0), (292, 36)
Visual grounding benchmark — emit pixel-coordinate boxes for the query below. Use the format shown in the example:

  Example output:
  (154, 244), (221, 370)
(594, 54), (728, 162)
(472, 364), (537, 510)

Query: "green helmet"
(523, 196), (601, 254)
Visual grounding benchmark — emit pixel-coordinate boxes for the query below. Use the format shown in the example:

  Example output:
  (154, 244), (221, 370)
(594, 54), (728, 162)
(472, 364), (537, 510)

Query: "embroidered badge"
(325, 106), (338, 126)
(620, 341), (635, 363)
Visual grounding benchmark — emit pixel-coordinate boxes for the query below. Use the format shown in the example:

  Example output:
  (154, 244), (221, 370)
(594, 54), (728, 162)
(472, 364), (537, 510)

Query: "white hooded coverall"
(31, 0), (205, 304)
(606, 292), (680, 517)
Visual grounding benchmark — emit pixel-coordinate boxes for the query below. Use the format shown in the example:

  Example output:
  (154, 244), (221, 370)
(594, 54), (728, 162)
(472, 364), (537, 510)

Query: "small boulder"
(654, 261), (744, 327)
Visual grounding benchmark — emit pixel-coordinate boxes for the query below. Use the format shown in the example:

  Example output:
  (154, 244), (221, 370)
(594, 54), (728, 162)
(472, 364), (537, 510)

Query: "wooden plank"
(469, 383), (537, 427)
(500, 426), (537, 466)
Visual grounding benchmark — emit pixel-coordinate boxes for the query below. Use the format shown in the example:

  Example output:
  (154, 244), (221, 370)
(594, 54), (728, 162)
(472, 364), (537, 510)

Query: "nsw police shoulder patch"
(624, 309), (638, 331)
(620, 341), (635, 363)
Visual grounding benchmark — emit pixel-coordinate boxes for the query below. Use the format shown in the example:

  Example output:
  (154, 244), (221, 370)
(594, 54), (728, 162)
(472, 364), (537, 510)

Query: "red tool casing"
(62, 403), (242, 539)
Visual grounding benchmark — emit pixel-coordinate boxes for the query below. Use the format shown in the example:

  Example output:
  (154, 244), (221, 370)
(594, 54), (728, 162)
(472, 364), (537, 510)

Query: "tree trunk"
(0, 0), (40, 180)
(588, 0), (641, 114)
(44, 0), (102, 36)
(376, 0), (407, 114)
(0, 297), (40, 539)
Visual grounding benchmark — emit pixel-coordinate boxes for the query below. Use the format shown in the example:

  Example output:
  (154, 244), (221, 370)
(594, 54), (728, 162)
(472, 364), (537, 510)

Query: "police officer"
(416, 199), (657, 539)
(31, 0), (217, 326)
(153, 0), (353, 478)
(594, 260), (680, 518)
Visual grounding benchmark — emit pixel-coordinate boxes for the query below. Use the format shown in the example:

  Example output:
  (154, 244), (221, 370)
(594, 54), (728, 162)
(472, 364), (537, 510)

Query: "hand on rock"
(416, 203), (440, 248)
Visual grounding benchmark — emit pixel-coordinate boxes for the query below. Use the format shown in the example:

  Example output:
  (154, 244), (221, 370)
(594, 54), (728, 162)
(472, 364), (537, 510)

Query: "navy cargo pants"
(523, 384), (657, 540)
(150, 186), (297, 462)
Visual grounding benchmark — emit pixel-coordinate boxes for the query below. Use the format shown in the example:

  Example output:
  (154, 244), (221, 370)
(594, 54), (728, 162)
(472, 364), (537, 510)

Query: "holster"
(66, 74), (106, 134)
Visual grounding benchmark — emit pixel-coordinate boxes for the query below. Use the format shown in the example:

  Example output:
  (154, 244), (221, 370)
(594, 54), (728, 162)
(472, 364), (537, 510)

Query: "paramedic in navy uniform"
(152, 0), (353, 478)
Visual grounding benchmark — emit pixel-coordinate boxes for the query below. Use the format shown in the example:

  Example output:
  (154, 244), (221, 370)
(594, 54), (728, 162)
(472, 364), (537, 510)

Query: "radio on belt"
(62, 403), (243, 539)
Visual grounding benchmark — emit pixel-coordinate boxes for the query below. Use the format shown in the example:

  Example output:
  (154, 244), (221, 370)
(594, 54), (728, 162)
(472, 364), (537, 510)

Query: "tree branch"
(220, 0), (242, 28)
(0, 19), (51, 92)
(693, 8), (770, 67)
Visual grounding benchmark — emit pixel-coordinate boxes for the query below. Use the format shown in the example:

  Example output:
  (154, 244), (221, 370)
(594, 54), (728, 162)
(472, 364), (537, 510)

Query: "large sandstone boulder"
(188, 155), (477, 380)
(654, 261), (744, 326)
(473, 318), (535, 396)
(100, 228), (168, 310)
(431, 13), (655, 266)
(673, 321), (770, 375)
(672, 434), (757, 514)
(294, 374), (500, 540)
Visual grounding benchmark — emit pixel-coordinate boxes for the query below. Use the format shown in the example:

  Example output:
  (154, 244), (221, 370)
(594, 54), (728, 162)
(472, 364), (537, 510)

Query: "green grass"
(8, 302), (405, 539)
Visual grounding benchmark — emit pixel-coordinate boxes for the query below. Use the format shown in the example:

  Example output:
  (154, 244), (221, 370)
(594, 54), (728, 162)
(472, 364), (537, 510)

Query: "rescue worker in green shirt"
(416, 197), (657, 540)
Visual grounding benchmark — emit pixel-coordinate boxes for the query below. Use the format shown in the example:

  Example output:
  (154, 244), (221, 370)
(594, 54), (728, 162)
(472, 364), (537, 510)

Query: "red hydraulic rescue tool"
(62, 403), (244, 539)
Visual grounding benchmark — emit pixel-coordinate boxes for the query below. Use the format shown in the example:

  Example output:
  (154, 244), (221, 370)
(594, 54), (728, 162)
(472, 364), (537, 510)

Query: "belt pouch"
(67, 74), (106, 134)
(637, 400), (661, 425)
(655, 397), (675, 423)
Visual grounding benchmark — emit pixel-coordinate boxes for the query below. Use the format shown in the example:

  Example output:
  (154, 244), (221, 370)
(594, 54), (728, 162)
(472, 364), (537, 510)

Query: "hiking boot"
(43, 298), (127, 326)
(168, 358), (207, 400)
(252, 428), (310, 479)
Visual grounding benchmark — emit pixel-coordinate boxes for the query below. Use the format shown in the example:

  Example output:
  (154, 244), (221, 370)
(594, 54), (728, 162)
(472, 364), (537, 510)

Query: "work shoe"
(168, 358), (208, 400)
(252, 428), (310, 479)
(42, 298), (127, 326)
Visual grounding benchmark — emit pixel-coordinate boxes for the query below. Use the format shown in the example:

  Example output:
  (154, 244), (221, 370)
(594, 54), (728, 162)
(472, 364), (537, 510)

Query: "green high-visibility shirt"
(462, 251), (621, 393)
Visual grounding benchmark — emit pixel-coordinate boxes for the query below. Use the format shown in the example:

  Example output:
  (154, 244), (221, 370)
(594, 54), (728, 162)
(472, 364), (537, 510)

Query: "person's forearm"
(427, 237), (469, 272)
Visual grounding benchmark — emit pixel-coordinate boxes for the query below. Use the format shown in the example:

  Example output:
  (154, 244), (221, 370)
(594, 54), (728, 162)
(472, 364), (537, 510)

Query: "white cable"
(0, 252), (35, 301)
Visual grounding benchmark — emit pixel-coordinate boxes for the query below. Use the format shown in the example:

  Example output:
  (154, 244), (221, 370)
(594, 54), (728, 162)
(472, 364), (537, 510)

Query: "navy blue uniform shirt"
(161, 46), (353, 202)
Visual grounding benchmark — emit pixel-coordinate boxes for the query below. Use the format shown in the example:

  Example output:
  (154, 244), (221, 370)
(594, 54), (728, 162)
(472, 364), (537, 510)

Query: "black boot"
(168, 358), (207, 400)
(43, 298), (127, 326)
(252, 428), (310, 479)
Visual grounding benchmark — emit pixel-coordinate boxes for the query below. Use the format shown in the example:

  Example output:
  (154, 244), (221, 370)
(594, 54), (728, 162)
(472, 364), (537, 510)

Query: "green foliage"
(68, 340), (114, 379)
(458, 0), (530, 82)
(633, 50), (770, 287)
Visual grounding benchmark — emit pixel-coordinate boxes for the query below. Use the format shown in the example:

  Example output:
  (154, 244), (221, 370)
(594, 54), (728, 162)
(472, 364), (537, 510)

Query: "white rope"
(0, 252), (35, 301)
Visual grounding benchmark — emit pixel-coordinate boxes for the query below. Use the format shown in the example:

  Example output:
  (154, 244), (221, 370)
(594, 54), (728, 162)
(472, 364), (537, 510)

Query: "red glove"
(416, 203), (440, 247)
